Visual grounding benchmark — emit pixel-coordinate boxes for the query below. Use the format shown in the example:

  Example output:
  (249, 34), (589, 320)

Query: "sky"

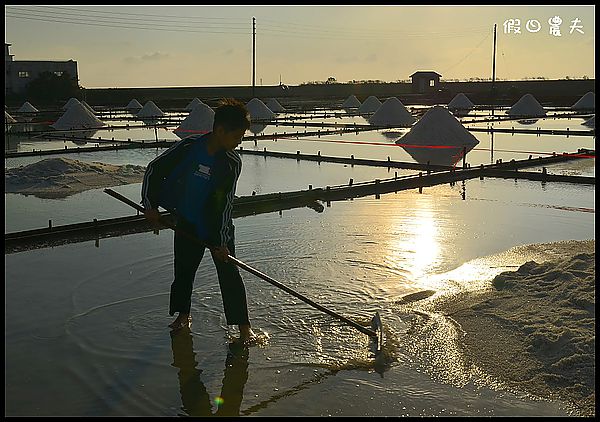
(4, 5), (595, 88)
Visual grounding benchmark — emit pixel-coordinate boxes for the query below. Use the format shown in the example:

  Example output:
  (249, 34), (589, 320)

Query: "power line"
(4, 13), (251, 35)
(6, 6), (490, 40)
(441, 31), (492, 74)
(6, 5), (248, 22)
(6, 8), (250, 30)
(259, 17), (489, 36)
(6, 8), (489, 42)
(258, 27), (489, 41)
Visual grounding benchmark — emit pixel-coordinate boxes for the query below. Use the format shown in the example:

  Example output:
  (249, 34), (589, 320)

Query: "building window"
(54, 71), (64, 77)
(18, 71), (29, 78)
(429, 80), (435, 87)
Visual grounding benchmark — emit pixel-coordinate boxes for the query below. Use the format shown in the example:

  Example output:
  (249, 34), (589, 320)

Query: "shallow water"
(4, 106), (595, 416)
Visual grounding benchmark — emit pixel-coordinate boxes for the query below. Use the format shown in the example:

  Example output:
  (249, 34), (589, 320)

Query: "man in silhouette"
(142, 98), (254, 342)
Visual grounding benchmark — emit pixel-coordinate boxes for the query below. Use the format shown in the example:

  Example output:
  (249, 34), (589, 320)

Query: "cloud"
(123, 52), (170, 64)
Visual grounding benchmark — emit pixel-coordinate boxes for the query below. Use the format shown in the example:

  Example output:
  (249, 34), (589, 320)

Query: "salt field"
(5, 100), (595, 416)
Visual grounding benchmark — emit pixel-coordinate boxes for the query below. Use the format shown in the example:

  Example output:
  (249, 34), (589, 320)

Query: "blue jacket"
(141, 134), (241, 247)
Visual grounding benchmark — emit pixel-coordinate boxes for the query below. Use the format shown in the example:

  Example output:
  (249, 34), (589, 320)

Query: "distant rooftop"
(410, 71), (442, 78)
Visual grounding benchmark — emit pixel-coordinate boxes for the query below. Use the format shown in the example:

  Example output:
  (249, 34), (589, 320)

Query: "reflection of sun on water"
(383, 196), (441, 285)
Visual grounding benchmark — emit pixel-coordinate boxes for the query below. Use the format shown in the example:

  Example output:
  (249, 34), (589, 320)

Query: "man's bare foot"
(169, 313), (191, 331)
(239, 324), (256, 343)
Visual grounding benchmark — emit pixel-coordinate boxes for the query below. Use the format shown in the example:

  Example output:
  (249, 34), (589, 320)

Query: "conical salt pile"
(249, 123), (268, 135)
(582, 115), (594, 128)
(447, 93), (474, 111)
(507, 94), (546, 117)
(358, 96), (382, 113)
(185, 98), (205, 111)
(81, 101), (95, 114)
(174, 103), (215, 139)
(572, 92), (595, 111)
(17, 102), (39, 113)
(369, 97), (416, 127)
(5, 111), (17, 124)
(62, 98), (80, 110)
(246, 98), (275, 121)
(266, 98), (286, 113)
(126, 99), (143, 111)
(137, 100), (165, 118)
(396, 106), (479, 166)
(51, 102), (105, 130)
(342, 95), (361, 108)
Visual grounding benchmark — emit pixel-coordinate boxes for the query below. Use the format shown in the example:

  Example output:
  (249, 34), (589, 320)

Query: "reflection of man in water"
(170, 328), (249, 416)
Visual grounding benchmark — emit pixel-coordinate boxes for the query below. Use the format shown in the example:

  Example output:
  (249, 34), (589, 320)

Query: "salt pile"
(62, 97), (80, 110)
(137, 100), (165, 118)
(80, 101), (95, 114)
(341, 95), (361, 108)
(126, 99), (143, 112)
(185, 98), (205, 111)
(246, 98), (276, 121)
(409, 240), (596, 416)
(266, 98), (286, 113)
(507, 94), (546, 118)
(581, 115), (594, 128)
(17, 102), (39, 113)
(248, 123), (268, 135)
(357, 95), (382, 113)
(474, 252), (595, 416)
(369, 97), (416, 127)
(174, 103), (215, 139)
(5, 157), (146, 199)
(447, 93), (475, 112)
(5, 111), (17, 124)
(572, 92), (595, 111)
(51, 102), (105, 130)
(396, 106), (479, 166)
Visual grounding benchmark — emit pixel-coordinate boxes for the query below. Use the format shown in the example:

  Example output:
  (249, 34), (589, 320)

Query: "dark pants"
(170, 219), (250, 326)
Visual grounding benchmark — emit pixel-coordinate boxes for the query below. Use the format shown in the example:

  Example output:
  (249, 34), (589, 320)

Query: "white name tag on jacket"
(194, 164), (212, 178)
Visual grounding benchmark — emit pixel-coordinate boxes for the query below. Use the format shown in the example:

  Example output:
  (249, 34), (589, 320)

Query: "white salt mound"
(17, 102), (39, 113)
(174, 103), (215, 139)
(126, 99), (143, 111)
(80, 101), (95, 114)
(396, 106), (479, 166)
(266, 98), (286, 113)
(507, 93), (546, 117)
(248, 123), (268, 135)
(369, 97), (416, 127)
(452, 248), (596, 416)
(63, 97), (81, 110)
(246, 98), (276, 121)
(137, 101), (165, 118)
(582, 115), (594, 128)
(398, 106), (479, 147)
(341, 95), (361, 108)
(572, 92), (595, 111)
(185, 98), (205, 111)
(447, 93), (474, 111)
(51, 102), (105, 130)
(5, 157), (146, 199)
(358, 96), (382, 113)
(5, 111), (17, 124)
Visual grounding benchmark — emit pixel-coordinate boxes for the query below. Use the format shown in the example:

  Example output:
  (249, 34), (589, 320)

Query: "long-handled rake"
(104, 188), (384, 354)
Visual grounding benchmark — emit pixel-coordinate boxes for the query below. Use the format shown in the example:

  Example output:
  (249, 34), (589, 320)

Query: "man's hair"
(213, 98), (251, 132)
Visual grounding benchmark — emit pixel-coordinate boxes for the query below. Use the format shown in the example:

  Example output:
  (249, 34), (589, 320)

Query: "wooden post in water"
(491, 23), (497, 118)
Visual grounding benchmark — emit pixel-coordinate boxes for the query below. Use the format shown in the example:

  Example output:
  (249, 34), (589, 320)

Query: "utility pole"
(252, 17), (256, 98)
(491, 23), (497, 117)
